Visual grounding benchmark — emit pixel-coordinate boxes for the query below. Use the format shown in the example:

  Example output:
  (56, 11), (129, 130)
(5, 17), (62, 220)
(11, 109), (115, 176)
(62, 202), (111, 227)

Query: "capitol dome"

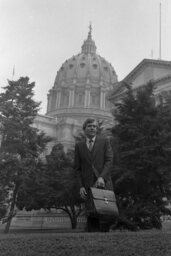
(54, 29), (117, 87)
(46, 27), (118, 126)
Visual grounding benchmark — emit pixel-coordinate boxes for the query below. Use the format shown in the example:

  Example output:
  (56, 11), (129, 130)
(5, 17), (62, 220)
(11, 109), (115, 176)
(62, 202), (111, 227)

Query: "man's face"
(84, 121), (97, 139)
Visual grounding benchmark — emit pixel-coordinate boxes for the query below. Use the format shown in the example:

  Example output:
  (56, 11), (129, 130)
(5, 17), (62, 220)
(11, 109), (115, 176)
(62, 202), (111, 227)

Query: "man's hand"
(80, 187), (87, 200)
(95, 177), (105, 188)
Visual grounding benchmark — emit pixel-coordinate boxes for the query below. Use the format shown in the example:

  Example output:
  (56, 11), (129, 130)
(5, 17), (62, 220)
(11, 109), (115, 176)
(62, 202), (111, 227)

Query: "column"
(47, 91), (53, 112)
(72, 89), (75, 106)
(69, 86), (75, 107)
(47, 93), (51, 112)
(100, 89), (106, 109)
(103, 91), (106, 109)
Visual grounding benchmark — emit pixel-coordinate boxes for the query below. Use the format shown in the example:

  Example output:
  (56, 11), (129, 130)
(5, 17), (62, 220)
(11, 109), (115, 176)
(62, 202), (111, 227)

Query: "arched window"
(90, 88), (100, 108)
(60, 89), (69, 107)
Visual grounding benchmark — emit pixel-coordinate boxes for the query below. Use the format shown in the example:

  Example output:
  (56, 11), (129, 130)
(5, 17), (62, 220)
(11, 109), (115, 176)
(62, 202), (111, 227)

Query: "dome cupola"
(81, 25), (97, 54)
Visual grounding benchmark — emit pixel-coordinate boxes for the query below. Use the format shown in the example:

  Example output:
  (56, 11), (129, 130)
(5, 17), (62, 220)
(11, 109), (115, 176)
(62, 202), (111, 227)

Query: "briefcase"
(87, 187), (119, 219)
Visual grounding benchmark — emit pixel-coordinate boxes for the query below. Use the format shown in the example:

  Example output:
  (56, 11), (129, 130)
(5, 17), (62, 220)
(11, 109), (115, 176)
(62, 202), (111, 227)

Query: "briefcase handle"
(96, 184), (105, 189)
(92, 165), (106, 189)
(92, 183), (106, 190)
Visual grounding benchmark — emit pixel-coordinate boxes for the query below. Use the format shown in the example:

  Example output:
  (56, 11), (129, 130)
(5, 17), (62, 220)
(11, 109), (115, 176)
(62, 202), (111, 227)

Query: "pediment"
(108, 59), (171, 103)
(124, 59), (171, 86)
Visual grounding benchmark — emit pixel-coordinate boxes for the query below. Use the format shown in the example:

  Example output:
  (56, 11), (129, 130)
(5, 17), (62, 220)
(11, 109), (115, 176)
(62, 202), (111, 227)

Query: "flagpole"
(159, 2), (161, 60)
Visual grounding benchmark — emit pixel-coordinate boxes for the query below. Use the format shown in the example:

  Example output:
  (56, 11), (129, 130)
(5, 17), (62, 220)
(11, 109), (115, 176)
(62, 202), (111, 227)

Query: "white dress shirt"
(86, 136), (96, 151)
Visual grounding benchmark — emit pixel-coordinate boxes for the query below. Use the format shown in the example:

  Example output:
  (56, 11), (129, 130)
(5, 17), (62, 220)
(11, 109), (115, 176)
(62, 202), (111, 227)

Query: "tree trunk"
(71, 215), (77, 229)
(4, 185), (18, 234)
(64, 205), (78, 229)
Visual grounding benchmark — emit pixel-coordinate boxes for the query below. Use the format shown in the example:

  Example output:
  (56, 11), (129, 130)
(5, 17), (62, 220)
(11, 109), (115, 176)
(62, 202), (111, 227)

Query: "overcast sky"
(0, 0), (171, 114)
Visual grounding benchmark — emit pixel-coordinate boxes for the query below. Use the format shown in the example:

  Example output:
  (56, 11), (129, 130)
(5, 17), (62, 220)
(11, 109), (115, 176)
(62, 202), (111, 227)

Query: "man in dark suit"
(74, 118), (113, 232)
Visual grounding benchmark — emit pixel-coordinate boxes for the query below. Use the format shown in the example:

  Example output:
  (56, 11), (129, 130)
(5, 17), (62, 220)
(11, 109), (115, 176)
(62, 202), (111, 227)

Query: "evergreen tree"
(45, 144), (83, 229)
(0, 77), (51, 233)
(17, 143), (83, 229)
(112, 82), (171, 229)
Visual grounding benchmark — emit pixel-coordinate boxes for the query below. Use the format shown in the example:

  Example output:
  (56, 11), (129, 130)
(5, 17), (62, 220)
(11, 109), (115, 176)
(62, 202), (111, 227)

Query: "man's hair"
(83, 118), (97, 130)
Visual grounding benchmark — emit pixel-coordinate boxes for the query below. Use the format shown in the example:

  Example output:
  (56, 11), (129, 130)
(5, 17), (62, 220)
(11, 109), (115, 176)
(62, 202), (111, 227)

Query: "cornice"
(153, 75), (171, 86)
(124, 58), (171, 83)
(47, 107), (112, 117)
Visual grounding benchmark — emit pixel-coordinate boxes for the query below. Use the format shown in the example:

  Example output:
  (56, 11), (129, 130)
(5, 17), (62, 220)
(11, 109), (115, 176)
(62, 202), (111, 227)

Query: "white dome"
(46, 28), (118, 126)
(54, 30), (117, 88)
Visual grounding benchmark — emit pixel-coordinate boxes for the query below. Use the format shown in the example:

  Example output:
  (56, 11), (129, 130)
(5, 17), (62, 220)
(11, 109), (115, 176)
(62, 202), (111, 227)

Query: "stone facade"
(107, 59), (171, 106)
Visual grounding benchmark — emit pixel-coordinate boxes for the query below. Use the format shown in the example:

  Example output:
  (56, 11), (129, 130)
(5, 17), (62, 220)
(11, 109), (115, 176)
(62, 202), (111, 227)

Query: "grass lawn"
(0, 230), (171, 256)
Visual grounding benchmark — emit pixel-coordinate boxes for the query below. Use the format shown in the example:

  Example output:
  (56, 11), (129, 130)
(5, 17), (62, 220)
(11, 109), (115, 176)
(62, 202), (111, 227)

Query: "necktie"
(88, 139), (93, 151)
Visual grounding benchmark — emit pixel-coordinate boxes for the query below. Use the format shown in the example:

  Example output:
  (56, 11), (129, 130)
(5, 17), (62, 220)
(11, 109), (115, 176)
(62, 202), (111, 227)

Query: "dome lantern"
(81, 24), (97, 54)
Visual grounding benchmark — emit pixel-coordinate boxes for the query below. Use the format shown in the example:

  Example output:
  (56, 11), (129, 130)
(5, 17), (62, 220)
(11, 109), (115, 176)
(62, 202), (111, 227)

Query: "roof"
(107, 59), (171, 102)
(124, 58), (171, 82)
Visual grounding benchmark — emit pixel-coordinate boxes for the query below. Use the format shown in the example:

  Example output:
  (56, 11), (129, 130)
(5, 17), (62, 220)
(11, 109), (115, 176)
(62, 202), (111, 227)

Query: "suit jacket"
(74, 135), (113, 190)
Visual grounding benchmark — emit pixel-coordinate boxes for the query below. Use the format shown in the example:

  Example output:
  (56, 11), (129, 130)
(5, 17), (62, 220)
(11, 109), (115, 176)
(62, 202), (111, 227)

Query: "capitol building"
(33, 27), (118, 153)
(33, 27), (171, 155)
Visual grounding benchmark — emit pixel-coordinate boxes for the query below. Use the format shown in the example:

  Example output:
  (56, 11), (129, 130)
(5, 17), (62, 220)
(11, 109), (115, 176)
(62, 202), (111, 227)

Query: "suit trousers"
(87, 216), (112, 232)
(85, 187), (112, 232)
